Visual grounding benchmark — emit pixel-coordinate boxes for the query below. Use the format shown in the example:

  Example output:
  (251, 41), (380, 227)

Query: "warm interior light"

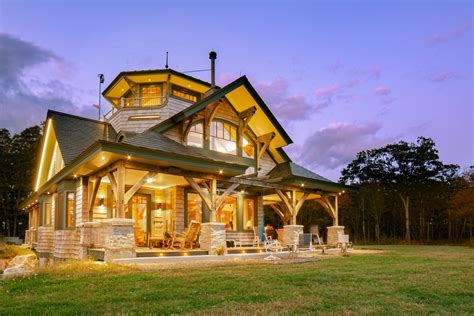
(101, 156), (106, 160)
(240, 190), (245, 194)
(35, 118), (52, 191)
(147, 178), (153, 183)
(219, 170), (223, 175)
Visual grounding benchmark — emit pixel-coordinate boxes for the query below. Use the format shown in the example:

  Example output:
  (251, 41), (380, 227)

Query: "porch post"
(116, 161), (125, 218)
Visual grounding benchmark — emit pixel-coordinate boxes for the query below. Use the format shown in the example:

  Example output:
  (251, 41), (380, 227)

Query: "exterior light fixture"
(146, 178), (153, 183)
(218, 169), (223, 175)
(301, 183), (305, 187)
(73, 174), (78, 179)
(241, 190), (245, 194)
(342, 190), (345, 193)
(184, 252), (188, 256)
(101, 156), (106, 160)
(127, 155), (132, 160)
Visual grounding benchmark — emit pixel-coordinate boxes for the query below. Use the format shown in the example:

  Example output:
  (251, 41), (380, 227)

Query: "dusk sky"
(0, 0), (472, 180)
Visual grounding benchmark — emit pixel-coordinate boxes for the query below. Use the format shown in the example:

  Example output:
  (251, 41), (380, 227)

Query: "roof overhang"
(153, 76), (293, 163)
(103, 69), (212, 106)
(31, 140), (249, 200)
(281, 176), (358, 193)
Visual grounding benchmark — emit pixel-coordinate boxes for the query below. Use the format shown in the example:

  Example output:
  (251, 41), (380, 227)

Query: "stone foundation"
(282, 225), (304, 246)
(36, 226), (54, 254)
(327, 226), (345, 246)
(103, 218), (136, 262)
(200, 222), (226, 255)
(53, 230), (80, 259)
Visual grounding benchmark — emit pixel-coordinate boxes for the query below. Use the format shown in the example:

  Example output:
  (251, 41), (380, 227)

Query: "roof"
(47, 110), (117, 164)
(268, 162), (332, 182)
(124, 129), (252, 166)
(102, 68), (212, 96)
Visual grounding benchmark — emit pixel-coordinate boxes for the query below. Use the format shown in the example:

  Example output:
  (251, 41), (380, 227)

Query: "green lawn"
(1, 245), (473, 315)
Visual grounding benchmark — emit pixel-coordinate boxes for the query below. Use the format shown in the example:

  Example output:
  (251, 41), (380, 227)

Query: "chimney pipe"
(209, 51), (217, 88)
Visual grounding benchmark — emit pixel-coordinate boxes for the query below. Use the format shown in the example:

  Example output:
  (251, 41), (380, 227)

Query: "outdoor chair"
(264, 235), (283, 252)
(336, 234), (352, 253)
(276, 229), (284, 243)
(173, 221), (201, 249)
(253, 226), (262, 247)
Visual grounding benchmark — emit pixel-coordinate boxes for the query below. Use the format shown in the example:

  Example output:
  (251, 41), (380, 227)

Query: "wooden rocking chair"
(173, 221), (201, 249)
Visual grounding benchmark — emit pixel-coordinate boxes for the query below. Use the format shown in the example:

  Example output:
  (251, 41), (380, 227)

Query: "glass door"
(129, 194), (150, 246)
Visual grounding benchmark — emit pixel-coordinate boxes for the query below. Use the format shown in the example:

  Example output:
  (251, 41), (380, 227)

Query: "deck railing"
(104, 96), (168, 120)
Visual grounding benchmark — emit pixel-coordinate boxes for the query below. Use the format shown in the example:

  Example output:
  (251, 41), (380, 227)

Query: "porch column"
(276, 189), (309, 246)
(116, 162), (125, 218)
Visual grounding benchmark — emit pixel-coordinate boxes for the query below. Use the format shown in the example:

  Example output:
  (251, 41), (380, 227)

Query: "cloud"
(315, 84), (343, 98)
(374, 86), (391, 96)
(0, 33), (91, 133)
(255, 78), (314, 122)
(295, 121), (393, 170)
(431, 71), (455, 82)
(428, 25), (469, 43)
(350, 64), (381, 81)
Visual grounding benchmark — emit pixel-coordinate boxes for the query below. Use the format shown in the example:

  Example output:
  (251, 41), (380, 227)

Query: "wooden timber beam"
(215, 183), (240, 210)
(124, 171), (157, 204)
(204, 100), (222, 140)
(275, 189), (310, 225)
(184, 176), (212, 211)
(88, 177), (102, 221)
(181, 114), (197, 143)
(238, 106), (257, 130)
(322, 195), (338, 226)
(115, 161), (125, 218)
(107, 172), (118, 201)
(257, 132), (275, 158)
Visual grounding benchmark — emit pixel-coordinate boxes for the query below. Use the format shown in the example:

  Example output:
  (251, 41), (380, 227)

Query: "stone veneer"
(200, 222), (226, 255)
(282, 225), (304, 246)
(103, 218), (136, 262)
(53, 230), (80, 260)
(327, 226), (345, 246)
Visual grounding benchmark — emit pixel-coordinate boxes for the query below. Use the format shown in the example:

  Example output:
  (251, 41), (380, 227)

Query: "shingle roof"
(123, 129), (250, 166)
(268, 162), (332, 183)
(48, 110), (117, 164)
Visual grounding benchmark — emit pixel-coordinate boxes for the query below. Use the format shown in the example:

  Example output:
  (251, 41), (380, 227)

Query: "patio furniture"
(173, 221), (201, 249)
(336, 234), (352, 253)
(253, 226), (262, 247)
(264, 235), (283, 252)
(276, 229), (284, 243)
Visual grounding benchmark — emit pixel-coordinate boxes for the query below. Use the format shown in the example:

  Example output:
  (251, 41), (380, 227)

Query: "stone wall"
(175, 186), (185, 233)
(53, 230), (80, 259)
(282, 225), (304, 246)
(103, 218), (136, 262)
(200, 223), (226, 255)
(327, 226), (345, 246)
(36, 226), (54, 254)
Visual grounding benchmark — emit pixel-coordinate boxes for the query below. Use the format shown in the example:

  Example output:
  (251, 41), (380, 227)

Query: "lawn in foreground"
(0, 245), (473, 314)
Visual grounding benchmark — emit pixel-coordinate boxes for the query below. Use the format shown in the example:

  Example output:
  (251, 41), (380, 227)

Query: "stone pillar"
(78, 222), (98, 260)
(327, 226), (345, 246)
(200, 222), (226, 255)
(103, 218), (136, 262)
(282, 225), (304, 246)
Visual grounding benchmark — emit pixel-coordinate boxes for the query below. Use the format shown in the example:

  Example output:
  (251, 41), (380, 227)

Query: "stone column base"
(283, 225), (304, 246)
(327, 226), (345, 246)
(103, 218), (136, 262)
(200, 222), (226, 255)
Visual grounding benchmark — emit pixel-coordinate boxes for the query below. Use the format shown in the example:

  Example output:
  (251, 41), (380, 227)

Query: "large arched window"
(186, 122), (204, 148)
(210, 120), (237, 155)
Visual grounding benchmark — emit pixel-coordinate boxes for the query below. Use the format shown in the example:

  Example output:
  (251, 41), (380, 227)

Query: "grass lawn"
(1, 245), (473, 315)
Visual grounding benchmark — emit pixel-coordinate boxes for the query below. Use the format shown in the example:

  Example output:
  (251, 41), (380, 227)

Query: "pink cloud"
(351, 64), (381, 80)
(429, 25), (469, 43)
(431, 71), (455, 82)
(374, 86), (391, 96)
(315, 84), (343, 97)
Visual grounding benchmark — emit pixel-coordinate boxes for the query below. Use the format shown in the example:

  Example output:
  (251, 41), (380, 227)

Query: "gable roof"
(152, 76), (293, 163)
(268, 162), (331, 182)
(123, 129), (252, 167)
(47, 110), (117, 164)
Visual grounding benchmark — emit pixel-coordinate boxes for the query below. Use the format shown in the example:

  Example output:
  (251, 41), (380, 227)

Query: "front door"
(127, 194), (151, 246)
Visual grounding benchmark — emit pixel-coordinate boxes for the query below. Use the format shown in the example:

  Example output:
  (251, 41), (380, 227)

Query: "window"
(140, 84), (162, 106)
(216, 196), (237, 230)
(66, 192), (75, 228)
(171, 85), (200, 102)
(243, 198), (255, 230)
(186, 122), (204, 148)
(210, 121), (237, 155)
(242, 135), (255, 159)
(42, 202), (51, 226)
(186, 192), (202, 226)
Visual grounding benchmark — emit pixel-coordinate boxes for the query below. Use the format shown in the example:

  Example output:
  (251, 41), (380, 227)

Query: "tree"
(448, 167), (474, 240)
(0, 126), (41, 237)
(340, 137), (459, 243)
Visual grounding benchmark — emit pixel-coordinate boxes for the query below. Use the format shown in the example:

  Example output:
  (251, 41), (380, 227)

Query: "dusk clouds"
(428, 25), (469, 44)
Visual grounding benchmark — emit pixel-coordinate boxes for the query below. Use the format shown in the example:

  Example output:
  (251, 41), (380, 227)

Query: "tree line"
(0, 126), (41, 238)
(338, 137), (473, 244)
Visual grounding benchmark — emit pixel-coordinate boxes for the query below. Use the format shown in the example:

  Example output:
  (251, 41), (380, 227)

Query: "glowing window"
(66, 192), (75, 228)
(210, 121), (237, 155)
(140, 84), (162, 106)
(243, 198), (255, 230)
(186, 192), (202, 226)
(216, 196), (237, 231)
(242, 135), (255, 159)
(186, 122), (204, 148)
(171, 85), (200, 103)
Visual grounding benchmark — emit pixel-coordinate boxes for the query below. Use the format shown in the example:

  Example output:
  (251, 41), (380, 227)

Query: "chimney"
(209, 51), (217, 88)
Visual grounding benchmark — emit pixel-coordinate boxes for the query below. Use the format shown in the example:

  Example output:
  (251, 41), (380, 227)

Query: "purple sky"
(0, 0), (472, 180)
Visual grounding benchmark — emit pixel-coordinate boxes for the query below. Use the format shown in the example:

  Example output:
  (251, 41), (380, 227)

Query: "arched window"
(186, 122), (204, 148)
(210, 120), (237, 155)
(242, 134), (255, 159)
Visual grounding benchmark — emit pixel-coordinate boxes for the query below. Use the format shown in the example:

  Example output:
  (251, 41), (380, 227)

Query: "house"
(21, 52), (351, 261)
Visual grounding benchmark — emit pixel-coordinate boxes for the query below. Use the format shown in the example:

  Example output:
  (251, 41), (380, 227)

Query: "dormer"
(102, 69), (211, 134)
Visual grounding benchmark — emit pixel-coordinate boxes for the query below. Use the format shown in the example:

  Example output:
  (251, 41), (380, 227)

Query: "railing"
(103, 96), (168, 120)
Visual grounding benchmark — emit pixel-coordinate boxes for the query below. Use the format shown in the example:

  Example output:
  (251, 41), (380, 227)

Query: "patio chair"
(336, 234), (352, 253)
(264, 235), (283, 252)
(276, 229), (284, 243)
(173, 221), (201, 249)
(253, 226), (262, 247)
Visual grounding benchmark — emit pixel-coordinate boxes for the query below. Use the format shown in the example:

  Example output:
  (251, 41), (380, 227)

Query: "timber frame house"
(21, 52), (352, 261)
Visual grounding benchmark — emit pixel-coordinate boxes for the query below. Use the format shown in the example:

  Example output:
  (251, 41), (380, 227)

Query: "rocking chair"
(173, 221), (201, 249)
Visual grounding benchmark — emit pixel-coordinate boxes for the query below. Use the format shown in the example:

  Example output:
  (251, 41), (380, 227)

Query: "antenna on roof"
(95, 74), (105, 120)
(165, 52), (169, 69)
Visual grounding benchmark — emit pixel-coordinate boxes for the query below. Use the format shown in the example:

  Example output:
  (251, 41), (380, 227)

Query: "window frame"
(41, 202), (52, 227)
(170, 84), (201, 103)
(139, 83), (163, 107)
(64, 191), (76, 229)
(209, 119), (238, 156)
(186, 120), (205, 148)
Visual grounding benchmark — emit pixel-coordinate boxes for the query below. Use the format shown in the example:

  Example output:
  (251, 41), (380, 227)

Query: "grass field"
(1, 245), (473, 315)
